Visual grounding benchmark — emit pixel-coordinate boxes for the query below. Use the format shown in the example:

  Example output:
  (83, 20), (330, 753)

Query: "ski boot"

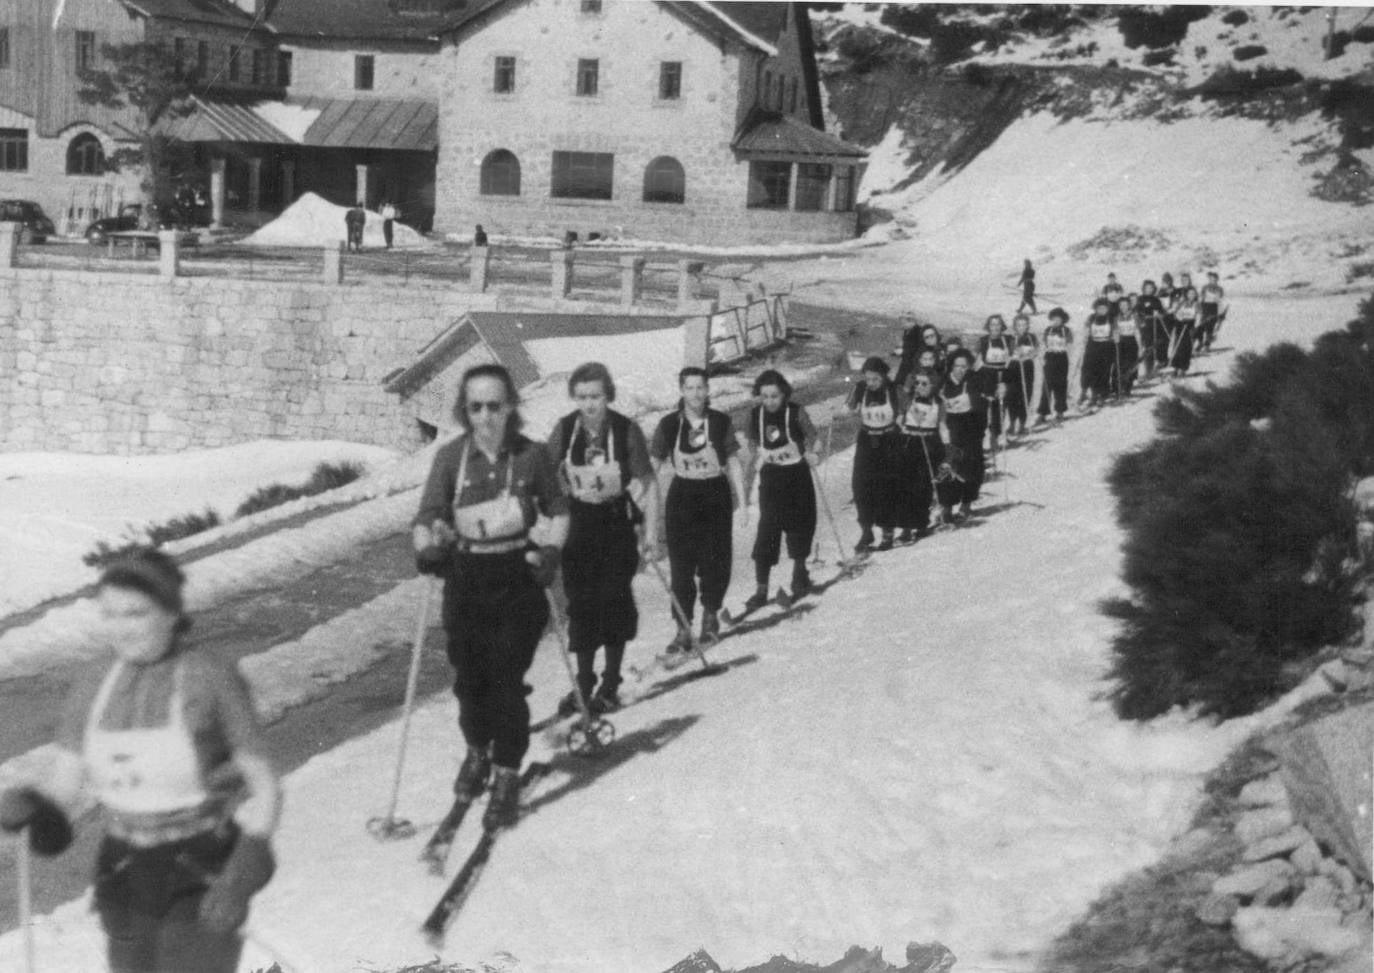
(558, 670), (596, 718)
(699, 611), (721, 646)
(854, 527), (874, 555)
(896, 529), (914, 546)
(590, 676), (622, 715)
(482, 765), (522, 830)
(743, 585), (771, 614)
(664, 626), (692, 655)
(453, 745), (492, 801)
(790, 567), (812, 599)
(876, 529), (895, 552)
(958, 501), (974, 521)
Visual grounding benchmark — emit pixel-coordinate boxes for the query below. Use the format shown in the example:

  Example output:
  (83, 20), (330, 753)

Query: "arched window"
(67, 132), (104, 175)
(642, 156), (684, 204)
(479, 149), (520, 196)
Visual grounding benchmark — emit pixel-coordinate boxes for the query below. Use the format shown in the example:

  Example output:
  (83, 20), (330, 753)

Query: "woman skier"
(548, 362), (657, 716)
(413, 363), (570, 830)
(847, 356), (904, 552)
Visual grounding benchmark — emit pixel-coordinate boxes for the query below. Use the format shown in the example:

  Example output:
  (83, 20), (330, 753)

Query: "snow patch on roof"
(251, 101), (320, 144)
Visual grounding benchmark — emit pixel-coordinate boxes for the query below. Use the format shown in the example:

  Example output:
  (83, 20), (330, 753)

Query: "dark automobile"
(0, 199), (57, 243)
(84, 203), (204, 245)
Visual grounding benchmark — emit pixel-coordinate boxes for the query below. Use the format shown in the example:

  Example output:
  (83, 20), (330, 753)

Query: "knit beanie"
(99, 547), (185, 615)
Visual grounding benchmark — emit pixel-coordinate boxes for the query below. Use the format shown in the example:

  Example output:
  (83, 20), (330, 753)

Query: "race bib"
(984, 345), (1009, 366)
(1046, 333), (1068, 353)
(566, 460), (624, 503)
(454, 493), (526, 540)
(860, 400), (895, 429)
(904, 399), (940, 432)
(1090, 321), (1112, 340)
(943, 390), (972, 414)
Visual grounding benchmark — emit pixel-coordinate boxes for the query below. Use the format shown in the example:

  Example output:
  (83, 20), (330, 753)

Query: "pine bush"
(1105, 296), (1374, 719)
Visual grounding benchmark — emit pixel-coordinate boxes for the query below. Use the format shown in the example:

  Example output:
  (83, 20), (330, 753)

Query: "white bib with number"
(672, 416), (723, 480)
(564, 420), (624, 504)
(1046, 332), (1068, 353)
(85, 660), (207, 818)
(758, 407), (803, 466)
(943, 387), (972, 414)
(860, 396), (895, 430)
(904, 399), (940, 432)
(1090, 320), (1112, 341)
(452, 441), (527, 540)
(984, 343), (1009, 367)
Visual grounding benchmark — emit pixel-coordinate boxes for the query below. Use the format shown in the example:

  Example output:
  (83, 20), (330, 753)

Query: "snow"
(239, 192), (433, 250)
(4, 12), (1374, 973)
(0, 440), (400, 619)
(252, 102), (322, 144)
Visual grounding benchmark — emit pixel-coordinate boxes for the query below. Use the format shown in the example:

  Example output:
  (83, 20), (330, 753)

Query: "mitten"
(0, 787), (73, 856)
(199, 834), (275, 934)
(415, 546), (449, 577)
(525, 546), (561, 587)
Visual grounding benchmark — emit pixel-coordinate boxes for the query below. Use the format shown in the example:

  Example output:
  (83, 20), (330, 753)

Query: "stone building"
(434, 0), (866, 245)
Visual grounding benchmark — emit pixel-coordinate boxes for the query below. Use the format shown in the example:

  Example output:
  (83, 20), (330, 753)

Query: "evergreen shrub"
(1104, 296), (1374, 720)
(234, 460), (365, 517)
(83, 508), (221, 567)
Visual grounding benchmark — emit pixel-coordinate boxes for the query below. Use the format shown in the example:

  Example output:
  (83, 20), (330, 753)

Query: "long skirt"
(852, 429), (902, 530)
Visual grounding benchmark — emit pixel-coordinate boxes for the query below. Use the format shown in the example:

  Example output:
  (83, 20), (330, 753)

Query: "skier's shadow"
(524, 714), (702, 814)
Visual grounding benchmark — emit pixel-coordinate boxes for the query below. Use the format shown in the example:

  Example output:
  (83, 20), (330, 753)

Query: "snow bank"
(239, 192), (431, 249)
(0, 440), (400, 619)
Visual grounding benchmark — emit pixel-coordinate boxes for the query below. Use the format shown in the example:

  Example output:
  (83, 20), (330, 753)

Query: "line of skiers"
(0, 270), (1229, 967)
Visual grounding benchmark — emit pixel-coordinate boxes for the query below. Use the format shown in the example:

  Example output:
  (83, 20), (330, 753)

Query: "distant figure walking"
(380, 200), (398, 249)
(1016, 259), (1037, 315)
(345, 204), (365, 252)
(473, 224), (489, 247)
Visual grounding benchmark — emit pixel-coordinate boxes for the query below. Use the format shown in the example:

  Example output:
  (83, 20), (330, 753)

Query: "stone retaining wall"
(0, 267), (502, 454)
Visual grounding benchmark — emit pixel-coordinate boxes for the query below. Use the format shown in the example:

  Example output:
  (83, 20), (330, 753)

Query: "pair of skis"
(419, 761), (551, 942)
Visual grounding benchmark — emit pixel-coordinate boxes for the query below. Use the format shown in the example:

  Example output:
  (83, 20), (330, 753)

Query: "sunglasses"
(466, 400), (507, 414)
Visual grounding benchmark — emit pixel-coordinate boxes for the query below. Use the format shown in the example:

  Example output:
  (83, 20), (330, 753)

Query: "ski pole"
(643, 556), (725, 675)
(917, 436), (949, 532)
(367, 577), (437, 840)
(1017, 357), (1032, 428)
(542, 587), (614, 755)
(1113, 338), (1123, 403)
(809, 460), (862, 574)
(17, 828), (34, 973)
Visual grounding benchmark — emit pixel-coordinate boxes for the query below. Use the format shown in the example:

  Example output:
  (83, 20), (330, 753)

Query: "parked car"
(84, 203), (204, 245)
(0, 200), (56, 243)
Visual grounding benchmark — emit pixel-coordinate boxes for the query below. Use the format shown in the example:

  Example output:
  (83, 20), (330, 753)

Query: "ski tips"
(365, 815), (417, 841)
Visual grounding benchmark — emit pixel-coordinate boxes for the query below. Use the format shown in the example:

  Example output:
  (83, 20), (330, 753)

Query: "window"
(833, 166), (856, 212)
(580, 0), (601, 11)
(747, 161), (791, 209)
(479, 149), (521, 196)
(643, 156), (684, 204)
(551, 151), (612, 200)
(658, 61), (681, 100)
(75, 31), (96, 72)
(576, 58), (598, 96)
(795, 163), (831, 212)
(66, 133), (104, 175)
(761, 70), (772, 107)
(278, 51), (292, 87)
(172, 37), (186, 79)
(788, 78), (798, 114)
(250, 48), (265, 85)
(775, 75), (786, 110)
(228, 45), (240, 82)
(493, 56), (515, 93)
(196, 41), (209, 79)
(355, 54), (374, 91)
(0, 27), (8, 70)
(0, 128), (27, 171)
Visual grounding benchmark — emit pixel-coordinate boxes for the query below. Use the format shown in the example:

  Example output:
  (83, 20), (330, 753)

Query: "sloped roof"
(733, 110), (868, 160)
(118, 0), (273, 32)
(291, 96), (438, 151)
(269, 0), (498, 42)
(701, 2), (788, 47)
(159, 95), (295, 143)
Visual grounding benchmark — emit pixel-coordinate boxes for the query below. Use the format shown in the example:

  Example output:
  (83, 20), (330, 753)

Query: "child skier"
(1037, 307), (1073, 424)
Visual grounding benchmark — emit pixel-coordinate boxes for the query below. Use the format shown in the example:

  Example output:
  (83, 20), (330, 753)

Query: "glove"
(525, 545), (561, 587)
(199, 833), (275, 934)
(0, 787), (73, 857)
(415, 546), (449, 577)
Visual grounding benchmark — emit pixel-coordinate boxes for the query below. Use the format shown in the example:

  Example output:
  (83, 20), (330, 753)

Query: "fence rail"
(3, 226), (747, 309)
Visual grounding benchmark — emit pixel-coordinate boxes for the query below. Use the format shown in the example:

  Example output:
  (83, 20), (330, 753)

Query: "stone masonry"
(0, 267), (500, 454)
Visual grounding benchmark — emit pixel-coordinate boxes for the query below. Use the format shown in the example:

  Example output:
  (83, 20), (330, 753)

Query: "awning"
(292, 97), (438, 152)
(159, 95), (295, 145)
(733, 111), (867, 162)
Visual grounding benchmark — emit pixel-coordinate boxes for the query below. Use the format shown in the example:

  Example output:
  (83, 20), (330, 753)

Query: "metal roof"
(290, 96), (438, 151)
(118, 0), (273, 32)
(733, 111), (867, 160)
(159, 95), (296, 144)
(269, 0), (492, 42)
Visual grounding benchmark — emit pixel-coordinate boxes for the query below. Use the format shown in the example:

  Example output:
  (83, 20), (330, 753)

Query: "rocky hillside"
(810, 4), (1374, 219)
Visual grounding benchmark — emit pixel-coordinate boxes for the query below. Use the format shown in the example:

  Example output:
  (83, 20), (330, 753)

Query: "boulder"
(1196, 892), (1240, 926)
(1237, 774), (1288, 808)
(1234, 904), (1368, 962)
(1271, 703), (1374, 881)
(905, 941), (957, 973)
(1214, 859), (1295, 898)
(661, 950), (724, 973)
(1235, 805), (1294, 845)
(1242, 824), (1314, 863)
